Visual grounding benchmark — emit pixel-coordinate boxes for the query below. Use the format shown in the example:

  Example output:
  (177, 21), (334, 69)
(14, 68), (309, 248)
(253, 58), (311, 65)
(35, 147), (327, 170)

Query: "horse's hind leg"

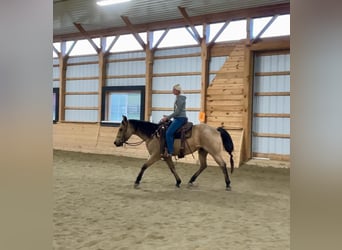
(164, 157), (182, 187)
(134, 154), (159, 188)
(212, 155), (231, 191)
(188, 148), (208, 186)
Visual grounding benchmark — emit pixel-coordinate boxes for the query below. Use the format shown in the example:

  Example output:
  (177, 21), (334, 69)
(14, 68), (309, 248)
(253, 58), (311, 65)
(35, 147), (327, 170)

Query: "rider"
(160, 84), (188, 157)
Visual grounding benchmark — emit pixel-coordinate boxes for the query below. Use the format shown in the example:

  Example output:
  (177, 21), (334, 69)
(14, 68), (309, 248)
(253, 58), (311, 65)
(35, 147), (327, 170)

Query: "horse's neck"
(133, 129), (150, 141)
(129, 120), (156, 142)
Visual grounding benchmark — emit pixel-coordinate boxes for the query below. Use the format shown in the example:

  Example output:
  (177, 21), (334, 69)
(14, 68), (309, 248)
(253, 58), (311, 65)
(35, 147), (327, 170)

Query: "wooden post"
(200, 24), (209, 123)
(98, 37), (107, 122)
(58, 41), (67, 121)
(145, 31), (154, 121)
(242, 43), (253, 162)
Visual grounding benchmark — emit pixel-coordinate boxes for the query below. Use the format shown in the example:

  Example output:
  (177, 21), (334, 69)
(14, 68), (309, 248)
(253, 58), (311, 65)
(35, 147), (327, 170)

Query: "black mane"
(128, 119), (160, 137)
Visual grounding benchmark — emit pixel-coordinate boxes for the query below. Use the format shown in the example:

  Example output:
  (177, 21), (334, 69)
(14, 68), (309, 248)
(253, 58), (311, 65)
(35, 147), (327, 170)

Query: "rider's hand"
(160, 116), (168, 122)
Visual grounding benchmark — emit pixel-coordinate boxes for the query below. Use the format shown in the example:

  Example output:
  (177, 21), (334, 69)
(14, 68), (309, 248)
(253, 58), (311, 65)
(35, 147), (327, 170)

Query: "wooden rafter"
(73, 22), (100, 53)
(178, 6), (201, 43)
(53, 45), (61, 56)
(208, 20), (230, 47)
(120, 15), (146, 50)
(65, 41), (77, 56)
(250, 15), (278, 44)
(106, 35), (120, 53)
(153, 28), (169, 49)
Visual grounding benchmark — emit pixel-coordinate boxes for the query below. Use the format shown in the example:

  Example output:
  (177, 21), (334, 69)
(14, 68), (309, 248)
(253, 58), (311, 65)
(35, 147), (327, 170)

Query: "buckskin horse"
(114, 115), (234, 191)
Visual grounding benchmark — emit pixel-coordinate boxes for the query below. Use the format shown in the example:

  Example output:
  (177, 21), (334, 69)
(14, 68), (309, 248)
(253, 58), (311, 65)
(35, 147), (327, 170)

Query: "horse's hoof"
(134, 183), (140, 189)
(226, 186), (232, 191)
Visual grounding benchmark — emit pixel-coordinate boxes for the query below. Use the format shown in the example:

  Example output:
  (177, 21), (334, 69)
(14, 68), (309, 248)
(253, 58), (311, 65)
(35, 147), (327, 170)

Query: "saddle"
(157, 121), (193, 158)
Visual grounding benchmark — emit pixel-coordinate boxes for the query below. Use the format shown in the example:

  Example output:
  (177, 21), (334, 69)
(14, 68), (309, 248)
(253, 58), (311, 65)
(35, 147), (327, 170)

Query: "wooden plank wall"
(53, 122), (241, 170)
(206, 42), (247, 166)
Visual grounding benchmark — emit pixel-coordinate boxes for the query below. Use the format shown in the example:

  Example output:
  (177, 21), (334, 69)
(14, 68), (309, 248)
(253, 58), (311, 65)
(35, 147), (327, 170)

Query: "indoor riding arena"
(53, 0), (290, 249)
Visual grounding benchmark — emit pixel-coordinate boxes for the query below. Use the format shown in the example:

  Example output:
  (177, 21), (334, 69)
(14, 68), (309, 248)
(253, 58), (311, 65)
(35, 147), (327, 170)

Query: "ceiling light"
(96, 0), (131, 6)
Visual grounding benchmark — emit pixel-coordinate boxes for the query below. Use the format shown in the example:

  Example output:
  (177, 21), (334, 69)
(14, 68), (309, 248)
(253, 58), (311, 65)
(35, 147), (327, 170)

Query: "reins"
(124, 140), (146, 146)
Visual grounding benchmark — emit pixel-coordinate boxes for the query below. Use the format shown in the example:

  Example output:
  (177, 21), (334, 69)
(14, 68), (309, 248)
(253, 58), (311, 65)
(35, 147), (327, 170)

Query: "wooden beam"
(152, 90), (200, 94)
(254, 91), (290, 96)
(53, 45), (60, 57)
(208, 20), (230, 47)
(255, 71), (290, 76)
(254, 113), (290, 118)
(58, 56), (67, 121)
(252, 132), (290, 139)
(120, 15), (146, 50)
(250, 15), (278, 44)
(105, 35), (120, 53)
(65, 92), (99, 95)
(73, 22), (100, 53)
(200, 24), (209, 123)
(153, 28), (169, 49)
(178, 6), (202, 43)
(65, 41), (77, 57)
(98, 47), (107, 121)
(145, 33), (154, 121)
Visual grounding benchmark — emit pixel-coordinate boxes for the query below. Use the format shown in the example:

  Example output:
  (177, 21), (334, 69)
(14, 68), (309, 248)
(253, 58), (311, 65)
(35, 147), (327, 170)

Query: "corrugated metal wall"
(106, 51), (146, 87)
(252, 51), (290, 160)
(65, 55), (99, 122)
(151, 46), (202, 123)
(53, 58), (60, 88)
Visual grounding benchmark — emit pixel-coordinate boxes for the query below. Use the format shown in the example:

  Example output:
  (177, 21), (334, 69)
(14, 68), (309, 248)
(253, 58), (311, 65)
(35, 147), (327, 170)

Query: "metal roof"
(53, 0), (289, 41)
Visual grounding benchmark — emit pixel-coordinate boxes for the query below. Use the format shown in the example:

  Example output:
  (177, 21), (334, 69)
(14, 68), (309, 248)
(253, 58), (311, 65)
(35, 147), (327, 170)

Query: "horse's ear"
(122, 115), (128, 124)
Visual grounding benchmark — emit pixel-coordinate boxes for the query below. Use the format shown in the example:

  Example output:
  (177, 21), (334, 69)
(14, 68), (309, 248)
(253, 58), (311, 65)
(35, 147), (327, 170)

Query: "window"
(101, 86), (145, 125)
(53, 88), (59, 123)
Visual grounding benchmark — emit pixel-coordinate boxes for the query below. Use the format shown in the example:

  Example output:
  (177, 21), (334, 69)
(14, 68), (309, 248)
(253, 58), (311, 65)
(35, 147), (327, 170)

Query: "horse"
(114, 115), (234, 191)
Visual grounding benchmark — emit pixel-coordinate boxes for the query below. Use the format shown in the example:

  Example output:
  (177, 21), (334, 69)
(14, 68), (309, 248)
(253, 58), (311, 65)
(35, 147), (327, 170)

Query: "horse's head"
(114, 115), (134, 147)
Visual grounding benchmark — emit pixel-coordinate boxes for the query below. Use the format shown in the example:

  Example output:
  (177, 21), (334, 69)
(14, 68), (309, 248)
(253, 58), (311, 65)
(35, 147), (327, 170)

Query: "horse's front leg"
(134, 154), (159, 188)
(164, 157), (182, 188)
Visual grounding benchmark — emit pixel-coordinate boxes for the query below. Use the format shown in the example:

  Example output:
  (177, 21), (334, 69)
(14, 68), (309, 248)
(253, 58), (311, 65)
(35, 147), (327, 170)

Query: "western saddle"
(156, 120), (193, 158)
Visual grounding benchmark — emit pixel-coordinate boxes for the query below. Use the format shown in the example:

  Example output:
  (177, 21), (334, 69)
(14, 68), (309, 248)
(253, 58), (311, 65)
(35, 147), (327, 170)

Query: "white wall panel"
(66, 80), (98, 92)
(154, 57), (201, 73)
(53, 67), (60, 79)
(153, 76), (201, 90)
(65, 110), (98, 122)
(252, 137), (290, 155)
(67, 64), (99, 77)
(254, 75), (290, 92)
(253, 117), (290, 134)
(68, 55), (98, 64)
(108, 51), (146, 60)
(155, 47), (200, 56)
(254, 54), (290, 72)
(252, 52), (290, 159)
(107, 61), (145, 75)
(151, 111), (200, 125)
(152, 93), (200, 108)
(65, 95), (98, 107)
(253, 96), (290, 114)
(53, 80), (60, 88)
(106, 78), (145, 87)
(210, 56), (228, 71)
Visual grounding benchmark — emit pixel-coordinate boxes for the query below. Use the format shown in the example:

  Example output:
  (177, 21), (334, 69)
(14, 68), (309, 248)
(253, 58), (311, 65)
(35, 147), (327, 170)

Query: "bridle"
(117, 124), (146, 146)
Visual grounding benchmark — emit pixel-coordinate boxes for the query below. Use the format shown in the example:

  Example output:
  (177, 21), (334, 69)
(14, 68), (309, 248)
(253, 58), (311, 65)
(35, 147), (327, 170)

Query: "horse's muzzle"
(114, 140), (123, 147)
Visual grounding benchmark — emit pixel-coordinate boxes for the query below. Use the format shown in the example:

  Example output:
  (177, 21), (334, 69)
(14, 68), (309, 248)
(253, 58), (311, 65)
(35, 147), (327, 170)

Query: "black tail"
(217, 127), (234, 173)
